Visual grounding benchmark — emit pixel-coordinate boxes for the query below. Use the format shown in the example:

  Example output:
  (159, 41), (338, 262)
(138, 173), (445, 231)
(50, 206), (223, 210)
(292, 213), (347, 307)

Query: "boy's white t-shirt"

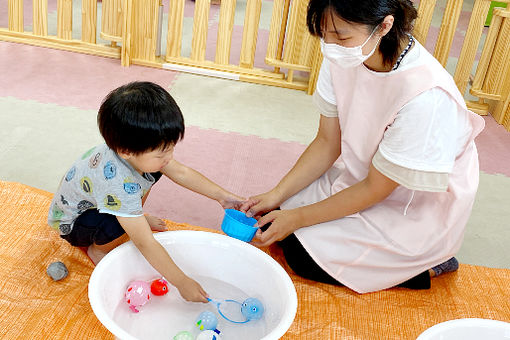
(313, 40), (471, 192)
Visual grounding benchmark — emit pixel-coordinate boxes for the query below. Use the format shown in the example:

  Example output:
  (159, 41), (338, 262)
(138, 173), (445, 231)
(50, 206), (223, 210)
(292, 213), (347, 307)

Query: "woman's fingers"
(254, 211), (276, 228)
(250, 212), (279, 247)
(251, 228), (276, 247)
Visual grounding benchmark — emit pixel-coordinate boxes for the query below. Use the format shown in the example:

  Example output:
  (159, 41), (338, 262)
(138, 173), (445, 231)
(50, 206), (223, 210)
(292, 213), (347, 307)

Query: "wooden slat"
(307, 38), (322, 95)
(149, 1), (160, 60)
(121, 0), (133, 66)
(413, 0), (436, 45)
(282, 0), (307, 64)
(100, 0), (123, 43)
(57, 0), (73, 40)
(239, 0), (262, 68)
(264, 58), (311, 72)
(154, 56), (285, 79)
(466, 100), (490, 115)
(503, 100), (510, 130)
(486, 14), (510, 123)
(190, 0), (210, 61)
(498, 52), (510, 129)
(433, 0), (463, 66)
(8, 0), (24, 32)
(265, 0), (285, 60)
(0, 28), (120, 58)
(33, 0), (48, 36)
(214, 0), (236, 65)
(471, 12), (503, 93)
(296, 30), (314, 66)
(274, 0), (291, 72)
(274, 0), (290, 73)
(483, 11), (510, 96)
(296, 0), (313, 66)
(240, 74), (309, 91)
(166, 0), (185, 58)
(156, 0), (163, 56)
(81, 0), (97, 43)
(453, 0), (492, 94)
(130, 0), (159, 61)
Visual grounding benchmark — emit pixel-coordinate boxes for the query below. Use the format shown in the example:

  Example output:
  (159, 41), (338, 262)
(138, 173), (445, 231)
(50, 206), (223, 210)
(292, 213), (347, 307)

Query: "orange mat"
(1, 181), (510, 339)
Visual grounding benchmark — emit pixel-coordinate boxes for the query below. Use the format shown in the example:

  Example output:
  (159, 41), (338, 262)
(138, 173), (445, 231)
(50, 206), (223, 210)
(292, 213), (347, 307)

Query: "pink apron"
(282, 46), (485, 293)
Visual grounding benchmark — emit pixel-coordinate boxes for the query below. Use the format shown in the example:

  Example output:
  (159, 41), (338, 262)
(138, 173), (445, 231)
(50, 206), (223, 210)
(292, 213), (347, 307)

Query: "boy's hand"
(218, 193), (246, 210)
(175, 276), (209, 303)
(118, 216), (208, 303)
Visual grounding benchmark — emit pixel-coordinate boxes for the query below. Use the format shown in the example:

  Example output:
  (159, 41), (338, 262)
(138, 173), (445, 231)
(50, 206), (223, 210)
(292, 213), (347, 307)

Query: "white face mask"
(321, 27), (381, 68)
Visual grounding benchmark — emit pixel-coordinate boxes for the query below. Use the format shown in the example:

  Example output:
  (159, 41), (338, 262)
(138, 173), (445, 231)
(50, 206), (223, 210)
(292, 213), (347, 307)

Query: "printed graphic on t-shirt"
(80, 177), (93, 194)
(48, 144), (155, 235)
(104, 194), (122, 211)
(104, 161), (116, 180)
(89, 152), (102, 169)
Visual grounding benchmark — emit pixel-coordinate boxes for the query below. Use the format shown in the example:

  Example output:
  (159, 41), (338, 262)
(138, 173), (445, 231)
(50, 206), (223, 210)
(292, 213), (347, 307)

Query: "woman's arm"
(241, 114), (341, 216)
(276, 115), (341, 202)
(252, 163), (399, 247)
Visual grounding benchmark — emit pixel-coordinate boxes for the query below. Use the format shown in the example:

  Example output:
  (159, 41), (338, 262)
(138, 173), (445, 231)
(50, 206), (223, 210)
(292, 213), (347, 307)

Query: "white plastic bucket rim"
(416, 318), (510, 340)
(88, 230), (298, 340)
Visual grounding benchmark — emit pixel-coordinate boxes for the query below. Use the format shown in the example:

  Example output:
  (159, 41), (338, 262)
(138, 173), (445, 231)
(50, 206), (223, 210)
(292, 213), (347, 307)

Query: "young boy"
(48, 81), (244, 303)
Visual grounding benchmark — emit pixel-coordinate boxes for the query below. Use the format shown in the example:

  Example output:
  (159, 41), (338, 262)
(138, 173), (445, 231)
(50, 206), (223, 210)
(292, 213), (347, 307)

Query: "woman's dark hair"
(97, 81), (184, 154)
(307, 0), (417, 66)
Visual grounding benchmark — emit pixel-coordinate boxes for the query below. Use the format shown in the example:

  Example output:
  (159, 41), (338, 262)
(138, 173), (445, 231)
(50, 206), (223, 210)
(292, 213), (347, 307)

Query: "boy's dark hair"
(97, 81), (184, 154)
(307, 0), (417, 66)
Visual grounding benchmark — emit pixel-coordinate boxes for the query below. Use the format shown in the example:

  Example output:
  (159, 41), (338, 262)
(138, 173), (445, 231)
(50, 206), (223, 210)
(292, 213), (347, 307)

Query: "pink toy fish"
(124, 280), (151, 313)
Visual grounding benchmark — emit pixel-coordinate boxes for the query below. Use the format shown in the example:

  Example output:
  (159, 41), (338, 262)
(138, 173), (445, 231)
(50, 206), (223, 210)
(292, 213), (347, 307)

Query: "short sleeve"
(93, 156), (151, 217)
(378, 87), (460, 172)
(374, 87), (464, 191)
(314, 58), (338, 117)
(372, 150), (449, 192)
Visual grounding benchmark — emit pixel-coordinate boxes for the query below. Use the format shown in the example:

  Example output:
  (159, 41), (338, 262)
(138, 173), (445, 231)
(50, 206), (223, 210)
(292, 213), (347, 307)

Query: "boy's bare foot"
(145, 214), (168, 232)
(86, 238), (126, 265)
(87, 244), (108, 265)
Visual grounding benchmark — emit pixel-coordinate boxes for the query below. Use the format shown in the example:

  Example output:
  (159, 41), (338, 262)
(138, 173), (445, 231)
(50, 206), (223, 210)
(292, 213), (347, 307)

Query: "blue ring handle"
(207, 298), (249, 324)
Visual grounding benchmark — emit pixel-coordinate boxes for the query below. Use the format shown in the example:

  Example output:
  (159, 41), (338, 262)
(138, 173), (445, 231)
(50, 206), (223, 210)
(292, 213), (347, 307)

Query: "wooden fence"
(0, 0), (509, 129)
(0, 0), (319, 92)
(413, 0), (510, 124)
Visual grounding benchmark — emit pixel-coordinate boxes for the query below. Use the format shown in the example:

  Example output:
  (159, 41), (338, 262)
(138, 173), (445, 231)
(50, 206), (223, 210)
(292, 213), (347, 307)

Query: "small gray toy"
(47, 261), (68, 281)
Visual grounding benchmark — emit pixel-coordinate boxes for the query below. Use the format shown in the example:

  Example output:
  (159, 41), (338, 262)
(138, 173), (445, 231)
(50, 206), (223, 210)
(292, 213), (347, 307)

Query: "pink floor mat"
(143, 126), (306, 229)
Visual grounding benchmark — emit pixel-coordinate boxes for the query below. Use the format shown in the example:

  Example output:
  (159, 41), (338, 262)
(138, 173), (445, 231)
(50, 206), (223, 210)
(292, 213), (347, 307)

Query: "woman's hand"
(174, 275), (209, 303)
(218, 192), (246, 210)
(251, 209), (302, 247)
(240, 189), (283, 218)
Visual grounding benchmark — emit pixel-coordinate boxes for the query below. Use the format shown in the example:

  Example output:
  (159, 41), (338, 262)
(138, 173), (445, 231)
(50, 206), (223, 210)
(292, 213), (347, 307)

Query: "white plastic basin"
(417, 318), (510, 340)
(88, 230), (297, 340)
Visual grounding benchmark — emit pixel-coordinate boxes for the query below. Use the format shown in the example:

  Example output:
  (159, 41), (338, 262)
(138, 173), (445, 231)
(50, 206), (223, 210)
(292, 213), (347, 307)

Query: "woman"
(240, 0), (484, 293)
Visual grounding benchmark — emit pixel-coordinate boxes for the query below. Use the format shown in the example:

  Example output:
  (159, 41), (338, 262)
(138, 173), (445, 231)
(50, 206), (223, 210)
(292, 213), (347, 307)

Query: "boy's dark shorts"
(60, 172), (162, 247)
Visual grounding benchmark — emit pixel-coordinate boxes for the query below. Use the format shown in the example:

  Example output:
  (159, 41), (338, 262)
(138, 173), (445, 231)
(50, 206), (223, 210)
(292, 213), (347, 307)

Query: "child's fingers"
(246, 201), (268, 218)
(201, 288), (209, 302)
(240, 199), (257, 214)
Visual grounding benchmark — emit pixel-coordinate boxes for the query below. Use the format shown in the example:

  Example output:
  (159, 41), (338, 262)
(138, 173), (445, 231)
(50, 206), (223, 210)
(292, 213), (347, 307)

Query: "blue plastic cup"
(221, 209), (258, 242)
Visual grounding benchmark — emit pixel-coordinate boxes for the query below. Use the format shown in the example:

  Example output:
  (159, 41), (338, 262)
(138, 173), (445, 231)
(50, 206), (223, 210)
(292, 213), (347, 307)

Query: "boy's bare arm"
(161, 159), (244, 208)
(117, 215), (208, 302)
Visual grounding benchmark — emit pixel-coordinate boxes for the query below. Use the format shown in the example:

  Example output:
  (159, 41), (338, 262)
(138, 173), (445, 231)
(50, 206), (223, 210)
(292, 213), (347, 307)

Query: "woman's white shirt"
(313, 42), (471, 192)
